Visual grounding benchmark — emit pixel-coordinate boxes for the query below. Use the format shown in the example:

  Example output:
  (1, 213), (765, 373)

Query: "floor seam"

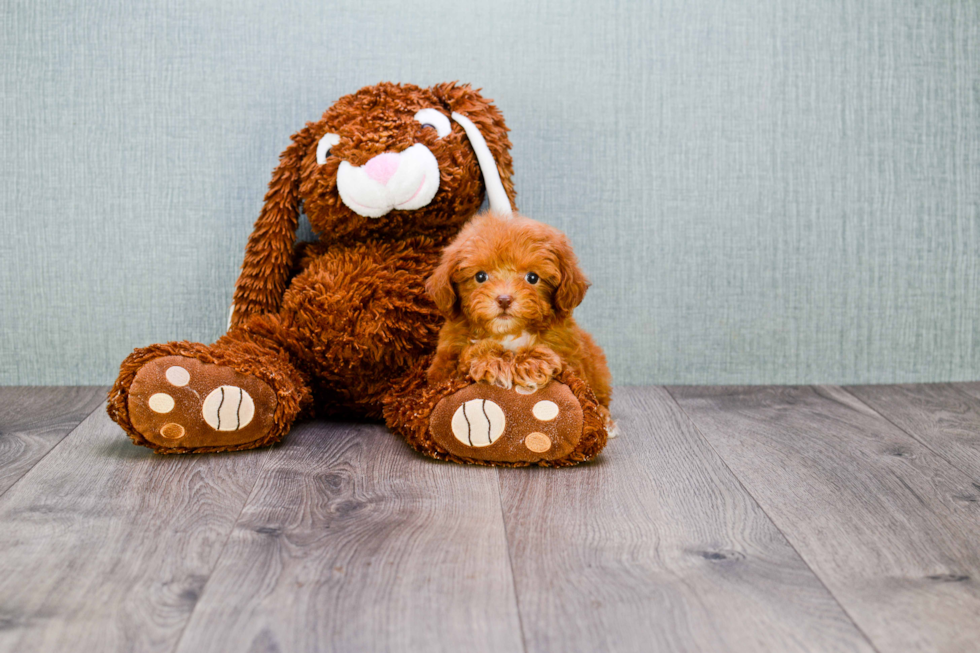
(662, 385), (885, 653)
(0, 391), (109, 502)
(495, 467), (530, 653)
(839, 384), (980, 484)
(167, 440), (280, 653)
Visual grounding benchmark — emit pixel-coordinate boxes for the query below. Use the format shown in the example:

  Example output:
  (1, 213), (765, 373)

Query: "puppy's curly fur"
(426, 212), (615, 430)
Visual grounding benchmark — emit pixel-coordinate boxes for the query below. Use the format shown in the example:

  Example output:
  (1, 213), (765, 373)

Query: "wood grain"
(497, 386), (874, 653)
(670, 385), (980, 653)
(0, 386), (107, 496)
(846, 383), (980, 481)
(174, 421), (524, 653)
(0, 407), (269, 653)
(952, 382), (980, 408)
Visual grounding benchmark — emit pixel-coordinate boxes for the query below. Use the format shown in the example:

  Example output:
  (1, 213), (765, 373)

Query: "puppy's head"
(427, 213), (591, 334)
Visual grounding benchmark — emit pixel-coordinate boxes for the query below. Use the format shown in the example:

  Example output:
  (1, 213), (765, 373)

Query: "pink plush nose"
(363, 152), (400, 185)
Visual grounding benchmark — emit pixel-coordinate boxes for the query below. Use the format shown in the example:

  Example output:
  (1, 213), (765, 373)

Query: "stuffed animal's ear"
(230, 126), (315, 328)
(432, 83), (517, 213)
(425, 243), (464, 318)
(553, 235), (591, 318)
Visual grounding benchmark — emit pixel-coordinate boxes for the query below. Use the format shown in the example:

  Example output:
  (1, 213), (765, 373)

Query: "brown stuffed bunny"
(107, 81), (607, 466)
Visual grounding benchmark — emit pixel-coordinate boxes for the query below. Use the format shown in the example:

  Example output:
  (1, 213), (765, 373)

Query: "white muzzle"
(336, 144), (441, 219)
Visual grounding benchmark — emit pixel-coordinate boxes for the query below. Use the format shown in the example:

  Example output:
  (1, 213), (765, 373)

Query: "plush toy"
(107, 82), (608, 466)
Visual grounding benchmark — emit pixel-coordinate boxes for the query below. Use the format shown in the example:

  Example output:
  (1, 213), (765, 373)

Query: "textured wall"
(2, 0), (979, 385)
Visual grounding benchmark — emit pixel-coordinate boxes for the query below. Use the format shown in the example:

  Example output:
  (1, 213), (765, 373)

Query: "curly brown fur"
(231, 82), (515, 327)
(426, 212), (614, 430)
(109, 82), (517, 453)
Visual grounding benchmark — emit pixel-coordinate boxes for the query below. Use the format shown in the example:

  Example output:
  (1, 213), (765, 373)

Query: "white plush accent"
(336, 144), (441, 218)
(532, 400), (559, 421)
(413, 108), (451, 138)
(514, 385), (537, 395)
(451, 399), (506, 447)
(316, 133), (340, 165)
(450, 112), (512, 217)
(148, 393), (174, 414)
(165, 366), (190, 387)
(202, 385), (255, 431)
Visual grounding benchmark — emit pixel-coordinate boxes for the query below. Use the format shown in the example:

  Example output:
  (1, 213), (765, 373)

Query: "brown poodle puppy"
(426, 212), (616, 435)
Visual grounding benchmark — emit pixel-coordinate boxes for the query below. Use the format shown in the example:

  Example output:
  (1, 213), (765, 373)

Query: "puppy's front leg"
(513, 346), (563, 390)
(461, 340), (516, 389)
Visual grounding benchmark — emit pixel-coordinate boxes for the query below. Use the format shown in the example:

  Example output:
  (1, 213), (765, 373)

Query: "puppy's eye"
(316, 133), (340, 165)
(475, 271), (488, 283)
(413, 109), (451, 139)
(525, 272), (539, 285)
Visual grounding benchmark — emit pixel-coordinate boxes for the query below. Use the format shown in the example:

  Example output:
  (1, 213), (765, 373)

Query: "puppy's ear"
(553, 236), (591, 318)
(426, 242), (464, 318)
(230, 124), (316, 328)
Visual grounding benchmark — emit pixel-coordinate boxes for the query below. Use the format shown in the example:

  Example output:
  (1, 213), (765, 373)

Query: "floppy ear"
(432, 83), (517, 213)
(553, 236), (591, 318)
(230, 126), (315, 328)
(425, 242), (464, 319)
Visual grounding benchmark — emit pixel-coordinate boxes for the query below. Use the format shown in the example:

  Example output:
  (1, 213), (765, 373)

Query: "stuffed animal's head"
(285, 82), (515, 241)
(230, 82), (517, 326)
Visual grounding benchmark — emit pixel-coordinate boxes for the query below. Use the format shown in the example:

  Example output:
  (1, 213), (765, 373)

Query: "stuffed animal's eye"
(414, 109), (451, 139)
(316, 133), (340, 165)
(475, 271), (488, 283)
(525, 272), (539, 284)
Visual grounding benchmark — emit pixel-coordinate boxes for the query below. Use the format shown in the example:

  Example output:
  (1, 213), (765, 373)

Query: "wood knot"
(694, 549), (744, 562)
(927, 573), (969, 583)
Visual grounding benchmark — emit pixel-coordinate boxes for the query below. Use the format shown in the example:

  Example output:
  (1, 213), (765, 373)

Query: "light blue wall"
(2, 0), (979, 385)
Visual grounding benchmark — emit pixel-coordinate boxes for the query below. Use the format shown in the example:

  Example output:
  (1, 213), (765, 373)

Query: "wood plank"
(0, 408), (268, 653)
(846, 383), (980, 481)
(175, 421), (524, 653)
(0, 387), (107, 496)
(498, 386), (874, 653)
(952, 382), (980, 405)
(670, 385), (980, 653)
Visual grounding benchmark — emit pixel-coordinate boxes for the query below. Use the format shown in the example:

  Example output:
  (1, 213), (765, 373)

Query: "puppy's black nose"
(496, 295), (513, 309)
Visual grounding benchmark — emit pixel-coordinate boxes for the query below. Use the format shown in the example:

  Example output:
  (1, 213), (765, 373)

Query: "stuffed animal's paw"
(428, 380), (587, 465)
(126, 355), (279, 452)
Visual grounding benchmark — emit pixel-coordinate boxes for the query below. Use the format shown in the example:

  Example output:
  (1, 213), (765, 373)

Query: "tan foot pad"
(430, 381), (584, 464)
(128, 355), (277, 450)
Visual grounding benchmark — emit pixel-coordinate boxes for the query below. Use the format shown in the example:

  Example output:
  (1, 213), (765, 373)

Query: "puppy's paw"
(468, 354), (515, 389)
(513, 347), (562, 389)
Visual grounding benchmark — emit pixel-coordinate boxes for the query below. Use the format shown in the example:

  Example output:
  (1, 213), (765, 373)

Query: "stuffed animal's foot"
(429, 380), (595, 465)
(126, 355), (279, 452)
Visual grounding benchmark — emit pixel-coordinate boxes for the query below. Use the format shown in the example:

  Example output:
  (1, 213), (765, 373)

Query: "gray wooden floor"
(1, 384), (979, 653)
